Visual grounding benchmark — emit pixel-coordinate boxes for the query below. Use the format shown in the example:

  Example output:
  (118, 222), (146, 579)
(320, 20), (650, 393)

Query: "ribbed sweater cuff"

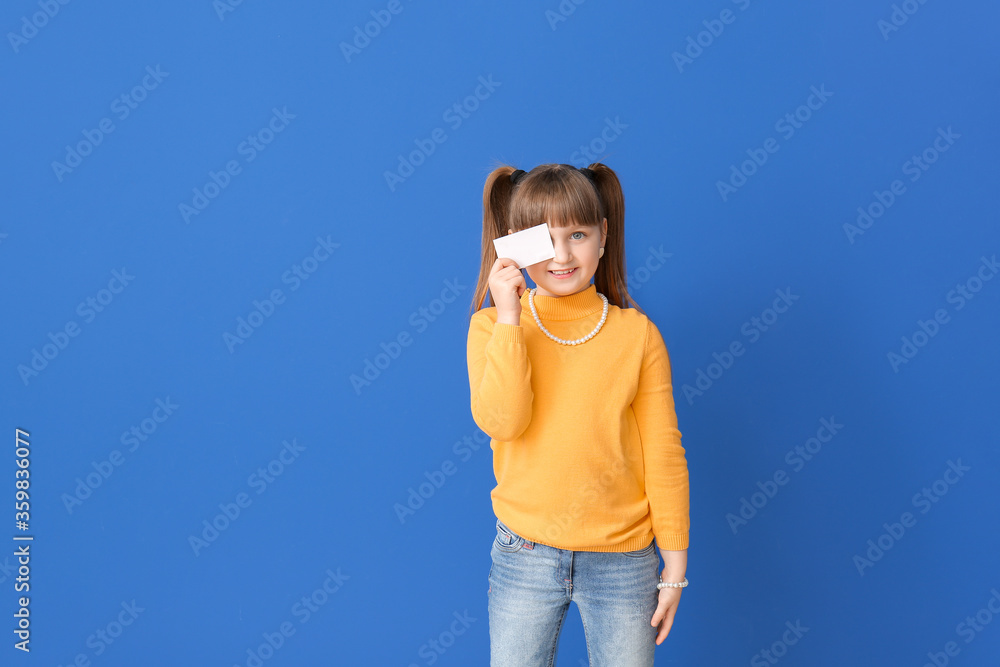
(492, 323), (523, 344)
(656, 533), (689, 551)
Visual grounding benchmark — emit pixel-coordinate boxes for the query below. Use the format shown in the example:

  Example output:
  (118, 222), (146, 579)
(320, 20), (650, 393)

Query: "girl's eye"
(571, 231), (585, 240)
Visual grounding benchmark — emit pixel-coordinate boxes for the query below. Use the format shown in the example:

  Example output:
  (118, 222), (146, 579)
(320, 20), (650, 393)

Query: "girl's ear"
(508, 229), (513, 235)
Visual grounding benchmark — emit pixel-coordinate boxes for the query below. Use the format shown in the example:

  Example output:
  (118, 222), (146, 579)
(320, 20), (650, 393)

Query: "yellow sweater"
(466, 283), (689, 553)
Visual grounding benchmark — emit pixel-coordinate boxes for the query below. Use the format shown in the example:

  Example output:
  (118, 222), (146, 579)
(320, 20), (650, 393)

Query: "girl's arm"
(466, 313), (534, 441)
(635, 320), (690, 644)
(659, 547), (687, 583)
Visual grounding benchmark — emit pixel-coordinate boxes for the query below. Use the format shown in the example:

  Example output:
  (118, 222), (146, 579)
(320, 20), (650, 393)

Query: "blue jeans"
(488, 518), (661, 666)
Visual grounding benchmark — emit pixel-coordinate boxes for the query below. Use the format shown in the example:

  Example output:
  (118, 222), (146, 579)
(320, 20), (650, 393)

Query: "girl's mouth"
(549, 268), (577, 279)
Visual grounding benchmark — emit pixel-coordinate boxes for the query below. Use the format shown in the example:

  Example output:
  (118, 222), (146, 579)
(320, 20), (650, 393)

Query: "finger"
(492, 268), (525, 291)
(493, 264), (516, 278)
(650, 599), (666, 626)
(499, 275), (526, 294)
(655, 617), (672, 644)
(499, 266), (523, 279)
(655, 607), (676, 645)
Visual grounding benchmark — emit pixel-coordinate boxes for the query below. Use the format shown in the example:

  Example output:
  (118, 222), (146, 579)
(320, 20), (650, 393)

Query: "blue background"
(2, 0), (999, 665)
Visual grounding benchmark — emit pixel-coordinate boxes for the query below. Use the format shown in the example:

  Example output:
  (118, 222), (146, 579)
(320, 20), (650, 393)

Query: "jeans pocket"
(494, 519), (524, 553)
(622, 541), (656, 558)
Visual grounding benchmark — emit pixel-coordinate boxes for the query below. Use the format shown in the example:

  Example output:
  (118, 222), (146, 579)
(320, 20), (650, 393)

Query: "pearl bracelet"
(657, 577), (689, 590)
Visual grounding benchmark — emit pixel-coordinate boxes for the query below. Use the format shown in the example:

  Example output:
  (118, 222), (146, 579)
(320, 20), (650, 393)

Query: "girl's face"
(513, 218), (608, 298)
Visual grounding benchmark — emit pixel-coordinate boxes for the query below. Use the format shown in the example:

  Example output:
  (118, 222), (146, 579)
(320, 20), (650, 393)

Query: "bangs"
(507, 166), (604, 232)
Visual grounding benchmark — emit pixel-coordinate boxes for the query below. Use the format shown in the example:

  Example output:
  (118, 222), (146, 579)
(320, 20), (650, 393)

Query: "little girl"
(466, 162), (690, 666)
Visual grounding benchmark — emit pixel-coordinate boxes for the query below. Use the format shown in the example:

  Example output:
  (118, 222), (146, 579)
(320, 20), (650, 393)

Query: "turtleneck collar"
(519, 283), (604, 321)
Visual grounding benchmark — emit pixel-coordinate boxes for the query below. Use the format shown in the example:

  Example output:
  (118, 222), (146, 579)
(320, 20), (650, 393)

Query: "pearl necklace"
(527, 288), (609, 345)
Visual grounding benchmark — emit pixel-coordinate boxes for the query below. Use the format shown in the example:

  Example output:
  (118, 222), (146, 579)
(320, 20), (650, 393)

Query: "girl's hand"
(650, 582), (682, 645)
(488, 257), (525, 324)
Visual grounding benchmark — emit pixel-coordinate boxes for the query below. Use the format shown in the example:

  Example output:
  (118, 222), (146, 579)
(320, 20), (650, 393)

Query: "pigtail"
(469, 165), (519, 316)
(587, 163), (647, 316)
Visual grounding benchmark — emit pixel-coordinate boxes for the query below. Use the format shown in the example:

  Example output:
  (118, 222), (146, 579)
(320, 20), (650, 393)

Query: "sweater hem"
(516, 529), (656, 553)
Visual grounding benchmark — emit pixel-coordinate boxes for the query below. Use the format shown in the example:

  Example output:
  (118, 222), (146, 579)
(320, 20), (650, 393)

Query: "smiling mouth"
(549, 268), (576, 276)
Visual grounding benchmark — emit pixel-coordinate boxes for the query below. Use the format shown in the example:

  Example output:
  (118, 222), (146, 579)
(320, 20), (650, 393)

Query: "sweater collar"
(520, 283), (604, 321)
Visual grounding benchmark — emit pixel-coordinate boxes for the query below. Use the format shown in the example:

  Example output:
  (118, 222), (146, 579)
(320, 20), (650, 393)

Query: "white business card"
(492, 222), (555, 268)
